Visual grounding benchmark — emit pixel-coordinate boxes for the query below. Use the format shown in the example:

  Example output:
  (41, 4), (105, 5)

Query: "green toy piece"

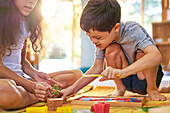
(51, 84), (62, 98)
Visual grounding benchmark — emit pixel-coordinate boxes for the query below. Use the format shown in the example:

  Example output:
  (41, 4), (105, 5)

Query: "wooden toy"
(91, 102), (110, 113)
(47, 98), (63, 111)
(67, 96), (145, 107)
(56, 106), (72, 113)
(26, 106), (48, 113)
(47, 84), (63, 111)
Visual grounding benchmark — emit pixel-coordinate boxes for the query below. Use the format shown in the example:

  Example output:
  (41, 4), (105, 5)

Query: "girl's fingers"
(36, 83), (48, 91)
(36, 93), (48, 99)
(35, 89), (47, 95)
(48, 79), (63, 88)
(35, 83), (51, 100)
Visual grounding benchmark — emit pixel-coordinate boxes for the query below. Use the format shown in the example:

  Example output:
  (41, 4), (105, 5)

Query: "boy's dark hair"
(80, 0), (121, 33)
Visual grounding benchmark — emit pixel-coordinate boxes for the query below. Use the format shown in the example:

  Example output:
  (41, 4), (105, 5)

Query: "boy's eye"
(96, 37), (101, 40)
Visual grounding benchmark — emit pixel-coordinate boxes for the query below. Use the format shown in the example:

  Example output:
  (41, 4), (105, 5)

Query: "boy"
(61, 0), (166, 101)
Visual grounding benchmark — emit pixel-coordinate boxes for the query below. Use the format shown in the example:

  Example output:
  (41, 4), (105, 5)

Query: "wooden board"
(67, 96), (145, 107)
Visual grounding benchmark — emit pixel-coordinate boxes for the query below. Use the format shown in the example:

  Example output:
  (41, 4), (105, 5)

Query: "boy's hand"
(99, 67), (126, 81)
(33, 72), (63, 88)
(60, 85), (75, 102)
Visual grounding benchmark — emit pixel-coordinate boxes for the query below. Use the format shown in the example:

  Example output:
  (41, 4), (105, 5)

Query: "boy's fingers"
(99, 78), (107, 82)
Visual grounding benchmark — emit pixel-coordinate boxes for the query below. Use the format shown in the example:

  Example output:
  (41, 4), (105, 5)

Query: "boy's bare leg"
(49, 70), (83, 89)
(0, 79), (38, 110)
(136, 52), (166, 101)
(143, 66), (166, 101)
(105, 43), (128, 96)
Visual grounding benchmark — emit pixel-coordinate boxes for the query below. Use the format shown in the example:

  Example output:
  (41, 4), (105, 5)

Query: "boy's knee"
(105, 43), (122, 60)
(136, 52), (145, 60)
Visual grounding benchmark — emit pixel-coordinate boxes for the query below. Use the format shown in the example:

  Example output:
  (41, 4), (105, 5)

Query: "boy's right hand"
(99, 67), (126, 81)
(33, 82), (52, 101)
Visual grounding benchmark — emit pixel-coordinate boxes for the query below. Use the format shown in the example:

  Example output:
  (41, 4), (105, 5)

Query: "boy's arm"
(123, 45), (162, 77)
(61, 59), (104, 99)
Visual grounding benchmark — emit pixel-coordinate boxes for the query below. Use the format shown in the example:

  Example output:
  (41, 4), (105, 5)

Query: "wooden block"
(47, 98), (63, 111)
(67, 96), (145, 107)
(26, 106), (47, 113)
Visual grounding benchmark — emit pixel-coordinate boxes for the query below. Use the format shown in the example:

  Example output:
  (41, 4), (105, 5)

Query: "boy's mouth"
(96, 44), (101, 48)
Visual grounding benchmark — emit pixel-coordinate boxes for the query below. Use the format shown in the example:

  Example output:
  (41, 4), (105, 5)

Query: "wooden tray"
(67, 96), (145, 107)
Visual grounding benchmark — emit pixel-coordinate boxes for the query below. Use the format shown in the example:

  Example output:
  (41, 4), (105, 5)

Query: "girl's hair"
(0, 0), (44, 55)
(80, 0), (121, 33)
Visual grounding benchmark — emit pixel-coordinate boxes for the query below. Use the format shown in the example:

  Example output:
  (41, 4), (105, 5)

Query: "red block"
(105, 103), (110, 113)
(91, 106), (94, 112)
(93, 102), (110, 113)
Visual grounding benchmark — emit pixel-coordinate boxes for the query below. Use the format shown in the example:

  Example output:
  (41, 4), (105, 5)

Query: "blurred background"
(27, 0), (170, 86)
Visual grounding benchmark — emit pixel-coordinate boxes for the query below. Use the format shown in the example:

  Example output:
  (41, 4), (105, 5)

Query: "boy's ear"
(113, 23), (120, 32)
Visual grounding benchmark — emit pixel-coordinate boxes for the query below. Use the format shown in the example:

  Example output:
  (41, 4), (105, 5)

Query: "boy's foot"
(147, 90), (166, 101)
(108, 88), (125, 96)
(159, 86), (170, 93)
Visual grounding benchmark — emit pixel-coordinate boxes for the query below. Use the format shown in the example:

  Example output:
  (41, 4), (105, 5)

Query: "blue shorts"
(122, 65), (164, 94)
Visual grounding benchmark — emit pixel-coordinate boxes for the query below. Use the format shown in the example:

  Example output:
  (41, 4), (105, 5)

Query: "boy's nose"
(91, 38), (98, 44)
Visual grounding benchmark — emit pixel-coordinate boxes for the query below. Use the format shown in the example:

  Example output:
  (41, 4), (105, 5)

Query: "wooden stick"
(83, 74), (120, 77)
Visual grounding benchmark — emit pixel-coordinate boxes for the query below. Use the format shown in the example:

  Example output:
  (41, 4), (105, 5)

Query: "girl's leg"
(105, 43), (129, 96)
(0, 79), (37, 110)
(136, 52), (166, 101)
(48, 70), (83, 89)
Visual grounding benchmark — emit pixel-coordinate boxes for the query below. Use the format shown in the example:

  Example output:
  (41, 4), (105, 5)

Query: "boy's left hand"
(33, 72), (63, 88)
(99, 67), (126, 81)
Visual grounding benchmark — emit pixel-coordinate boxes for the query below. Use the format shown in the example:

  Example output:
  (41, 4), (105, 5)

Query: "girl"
(0, 0), (82, 110)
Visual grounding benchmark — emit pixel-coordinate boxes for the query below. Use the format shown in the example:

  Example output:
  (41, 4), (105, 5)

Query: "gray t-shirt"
(96, 21), (156, 64)
(3, 21), (29, 77)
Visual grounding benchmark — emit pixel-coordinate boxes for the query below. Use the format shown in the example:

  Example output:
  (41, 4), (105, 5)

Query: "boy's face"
(14, 0), (38, 16)
(86, 24), (120, 50)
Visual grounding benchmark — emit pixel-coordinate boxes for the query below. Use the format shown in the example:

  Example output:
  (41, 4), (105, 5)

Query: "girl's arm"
(21, 39), (63, 87)
(0, 53), (36, 94)
(21, 39), (40, 78)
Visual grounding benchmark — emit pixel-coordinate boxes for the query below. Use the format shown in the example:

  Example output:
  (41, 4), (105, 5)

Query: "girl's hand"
(99, 67), (126, 82)
(33, 72), (63, 88)
(33, 82), (53, 101)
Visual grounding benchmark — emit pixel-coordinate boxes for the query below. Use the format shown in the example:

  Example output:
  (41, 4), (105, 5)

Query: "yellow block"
(56, 106), (72, 113)
(26, 106), (47, 113)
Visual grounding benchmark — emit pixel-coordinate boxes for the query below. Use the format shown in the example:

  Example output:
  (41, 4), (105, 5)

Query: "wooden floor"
(1, 86), (170, 113)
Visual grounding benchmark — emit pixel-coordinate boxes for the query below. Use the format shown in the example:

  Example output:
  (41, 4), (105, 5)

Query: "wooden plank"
(83, 74), (120, 77)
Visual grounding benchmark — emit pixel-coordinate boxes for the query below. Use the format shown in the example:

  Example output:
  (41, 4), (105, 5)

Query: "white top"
(3, 21), (29, 77)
